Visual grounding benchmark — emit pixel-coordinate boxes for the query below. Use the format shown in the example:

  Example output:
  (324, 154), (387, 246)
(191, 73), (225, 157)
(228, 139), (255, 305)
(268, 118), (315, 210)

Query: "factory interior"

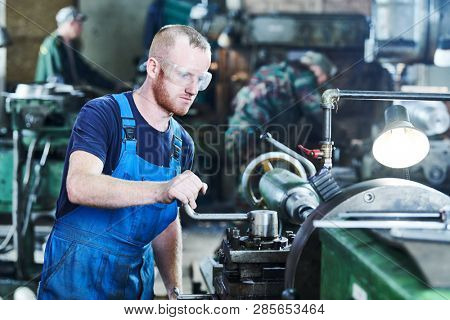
(0, 0), (450, 300)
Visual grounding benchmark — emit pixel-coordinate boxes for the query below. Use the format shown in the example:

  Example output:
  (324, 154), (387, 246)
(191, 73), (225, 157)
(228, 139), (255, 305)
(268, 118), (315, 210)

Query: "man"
(37, 25), (212, 299)
(225, 51), (337, 167)
(35, 6), (117, 90)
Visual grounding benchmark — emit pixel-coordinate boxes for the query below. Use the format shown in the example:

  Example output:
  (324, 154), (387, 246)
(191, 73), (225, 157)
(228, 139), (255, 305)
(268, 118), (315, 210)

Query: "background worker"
(225, 51), (337, 168)
(35, 6), (120, 91)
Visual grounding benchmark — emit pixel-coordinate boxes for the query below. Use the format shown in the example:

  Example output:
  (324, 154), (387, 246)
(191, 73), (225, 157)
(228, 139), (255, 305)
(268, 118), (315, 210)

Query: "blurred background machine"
(0, 83), (85, 297)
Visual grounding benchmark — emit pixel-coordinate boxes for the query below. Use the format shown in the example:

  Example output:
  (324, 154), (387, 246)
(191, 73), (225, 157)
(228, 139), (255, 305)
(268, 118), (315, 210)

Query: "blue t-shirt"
(55, 91), (195, 218)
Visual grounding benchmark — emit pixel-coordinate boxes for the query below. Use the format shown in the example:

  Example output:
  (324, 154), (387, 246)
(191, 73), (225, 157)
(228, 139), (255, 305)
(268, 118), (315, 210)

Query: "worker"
(37, 25), (211, 299)
(35, 6), (118, 90)
(225, 51), (337, 167)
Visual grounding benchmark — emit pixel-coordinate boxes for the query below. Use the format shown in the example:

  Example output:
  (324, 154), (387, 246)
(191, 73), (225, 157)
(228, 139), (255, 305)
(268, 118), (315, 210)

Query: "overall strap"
(169, 117), (182, 175)
(112, 93), (137, 158)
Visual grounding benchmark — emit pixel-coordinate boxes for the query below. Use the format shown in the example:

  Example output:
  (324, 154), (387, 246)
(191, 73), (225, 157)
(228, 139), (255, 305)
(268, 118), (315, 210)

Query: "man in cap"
(225, 51), (337, 167)
(35, 6), (118, 90)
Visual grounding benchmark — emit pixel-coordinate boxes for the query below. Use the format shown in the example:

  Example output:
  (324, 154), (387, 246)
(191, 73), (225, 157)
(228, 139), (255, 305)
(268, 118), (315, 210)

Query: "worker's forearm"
(152, 218), (182, 298)
(67, 172), (166, 208)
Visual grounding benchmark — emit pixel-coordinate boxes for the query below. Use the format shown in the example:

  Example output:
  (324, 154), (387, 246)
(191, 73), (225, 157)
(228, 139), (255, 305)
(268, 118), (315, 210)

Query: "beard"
(153, 73), (191, 116)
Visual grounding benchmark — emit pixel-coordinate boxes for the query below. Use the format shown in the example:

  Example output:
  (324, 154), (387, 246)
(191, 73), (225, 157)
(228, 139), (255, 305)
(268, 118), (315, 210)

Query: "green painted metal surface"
(0, 144), (13, 213)
(320, 228), (450, 299)
(0, 144), (64, 214)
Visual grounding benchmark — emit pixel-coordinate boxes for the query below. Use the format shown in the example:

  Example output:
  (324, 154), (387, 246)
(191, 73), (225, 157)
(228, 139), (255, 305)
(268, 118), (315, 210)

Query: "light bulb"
(373, 127), (430, 168)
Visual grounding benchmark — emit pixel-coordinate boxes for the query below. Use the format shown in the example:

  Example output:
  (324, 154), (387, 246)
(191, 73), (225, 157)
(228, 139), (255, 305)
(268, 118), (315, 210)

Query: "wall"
(79, 0), (152, 82)
(6, 0), (74, 86)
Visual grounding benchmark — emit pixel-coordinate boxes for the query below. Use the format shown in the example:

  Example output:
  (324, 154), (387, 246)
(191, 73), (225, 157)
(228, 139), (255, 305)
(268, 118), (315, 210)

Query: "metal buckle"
(172, 135), (182, 161)
(123, 126), (136, 140)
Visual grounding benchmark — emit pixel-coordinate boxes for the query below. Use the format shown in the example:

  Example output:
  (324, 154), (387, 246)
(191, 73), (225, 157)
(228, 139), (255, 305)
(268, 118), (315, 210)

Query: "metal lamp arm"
(320, 89), (450, 168)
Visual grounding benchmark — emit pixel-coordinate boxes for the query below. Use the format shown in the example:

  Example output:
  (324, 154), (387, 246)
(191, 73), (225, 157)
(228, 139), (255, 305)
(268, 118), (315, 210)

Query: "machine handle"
(183, 204), (248, 221)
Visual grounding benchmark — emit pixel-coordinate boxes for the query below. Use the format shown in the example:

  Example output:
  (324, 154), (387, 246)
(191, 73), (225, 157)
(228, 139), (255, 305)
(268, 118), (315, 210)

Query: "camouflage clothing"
(225, 61), (325, 166)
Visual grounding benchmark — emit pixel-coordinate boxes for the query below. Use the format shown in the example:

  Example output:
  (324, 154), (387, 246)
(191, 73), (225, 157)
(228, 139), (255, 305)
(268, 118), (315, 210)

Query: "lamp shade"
(372, 105), (430, 169)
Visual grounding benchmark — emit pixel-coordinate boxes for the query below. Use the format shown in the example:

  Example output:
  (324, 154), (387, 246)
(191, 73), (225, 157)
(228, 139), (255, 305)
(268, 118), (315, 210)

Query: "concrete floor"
(153, 222), (226, 297)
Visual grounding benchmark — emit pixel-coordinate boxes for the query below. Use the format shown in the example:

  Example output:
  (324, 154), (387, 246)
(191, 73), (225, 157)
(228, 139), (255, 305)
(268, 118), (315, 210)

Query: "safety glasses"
(155, 58), (212, 92)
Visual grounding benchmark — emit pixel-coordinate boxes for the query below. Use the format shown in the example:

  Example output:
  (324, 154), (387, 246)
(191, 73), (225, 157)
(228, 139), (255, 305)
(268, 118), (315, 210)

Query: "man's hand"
(159, 170), (208, 209)
(168, 287), (180, 300)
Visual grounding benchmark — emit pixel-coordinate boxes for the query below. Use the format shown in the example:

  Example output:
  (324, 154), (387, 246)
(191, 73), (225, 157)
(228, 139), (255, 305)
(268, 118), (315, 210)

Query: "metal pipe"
(23, 137), (37, 185)
(260, 132), (317, 177)
(22, 140), (51, 237)
(314, 220), (447, 230)
(319, 89), (340, 169)
(337, 212), (441, 219)
(324, 90), (450, 102)
(322, 108), (332, 143)
(183, 204), (248, 221)
(11, 129), (22, 276)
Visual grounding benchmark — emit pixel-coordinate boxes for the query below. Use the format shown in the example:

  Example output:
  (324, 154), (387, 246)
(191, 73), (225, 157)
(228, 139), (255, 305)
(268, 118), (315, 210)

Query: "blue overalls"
(38, 93), (182, 299)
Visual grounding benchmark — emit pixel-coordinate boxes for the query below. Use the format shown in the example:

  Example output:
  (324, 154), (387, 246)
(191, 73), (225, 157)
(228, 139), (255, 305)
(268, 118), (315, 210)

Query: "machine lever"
(183, 204), (248, 221)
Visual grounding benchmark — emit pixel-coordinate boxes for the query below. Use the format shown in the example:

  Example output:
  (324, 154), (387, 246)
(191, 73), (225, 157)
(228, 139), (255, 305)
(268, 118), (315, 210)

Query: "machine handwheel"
(241, 152), (307, 207)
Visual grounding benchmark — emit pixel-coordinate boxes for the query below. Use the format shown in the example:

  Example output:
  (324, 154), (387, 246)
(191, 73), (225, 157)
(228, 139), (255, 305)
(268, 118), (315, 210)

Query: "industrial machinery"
(182, 89), (450, 300)
(180, 150), (324, 300)
(294, 179), (450, 299)
(0, 83), (86, 297)
(368, 0), (450, 64)
(182, 152), (450, 299)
